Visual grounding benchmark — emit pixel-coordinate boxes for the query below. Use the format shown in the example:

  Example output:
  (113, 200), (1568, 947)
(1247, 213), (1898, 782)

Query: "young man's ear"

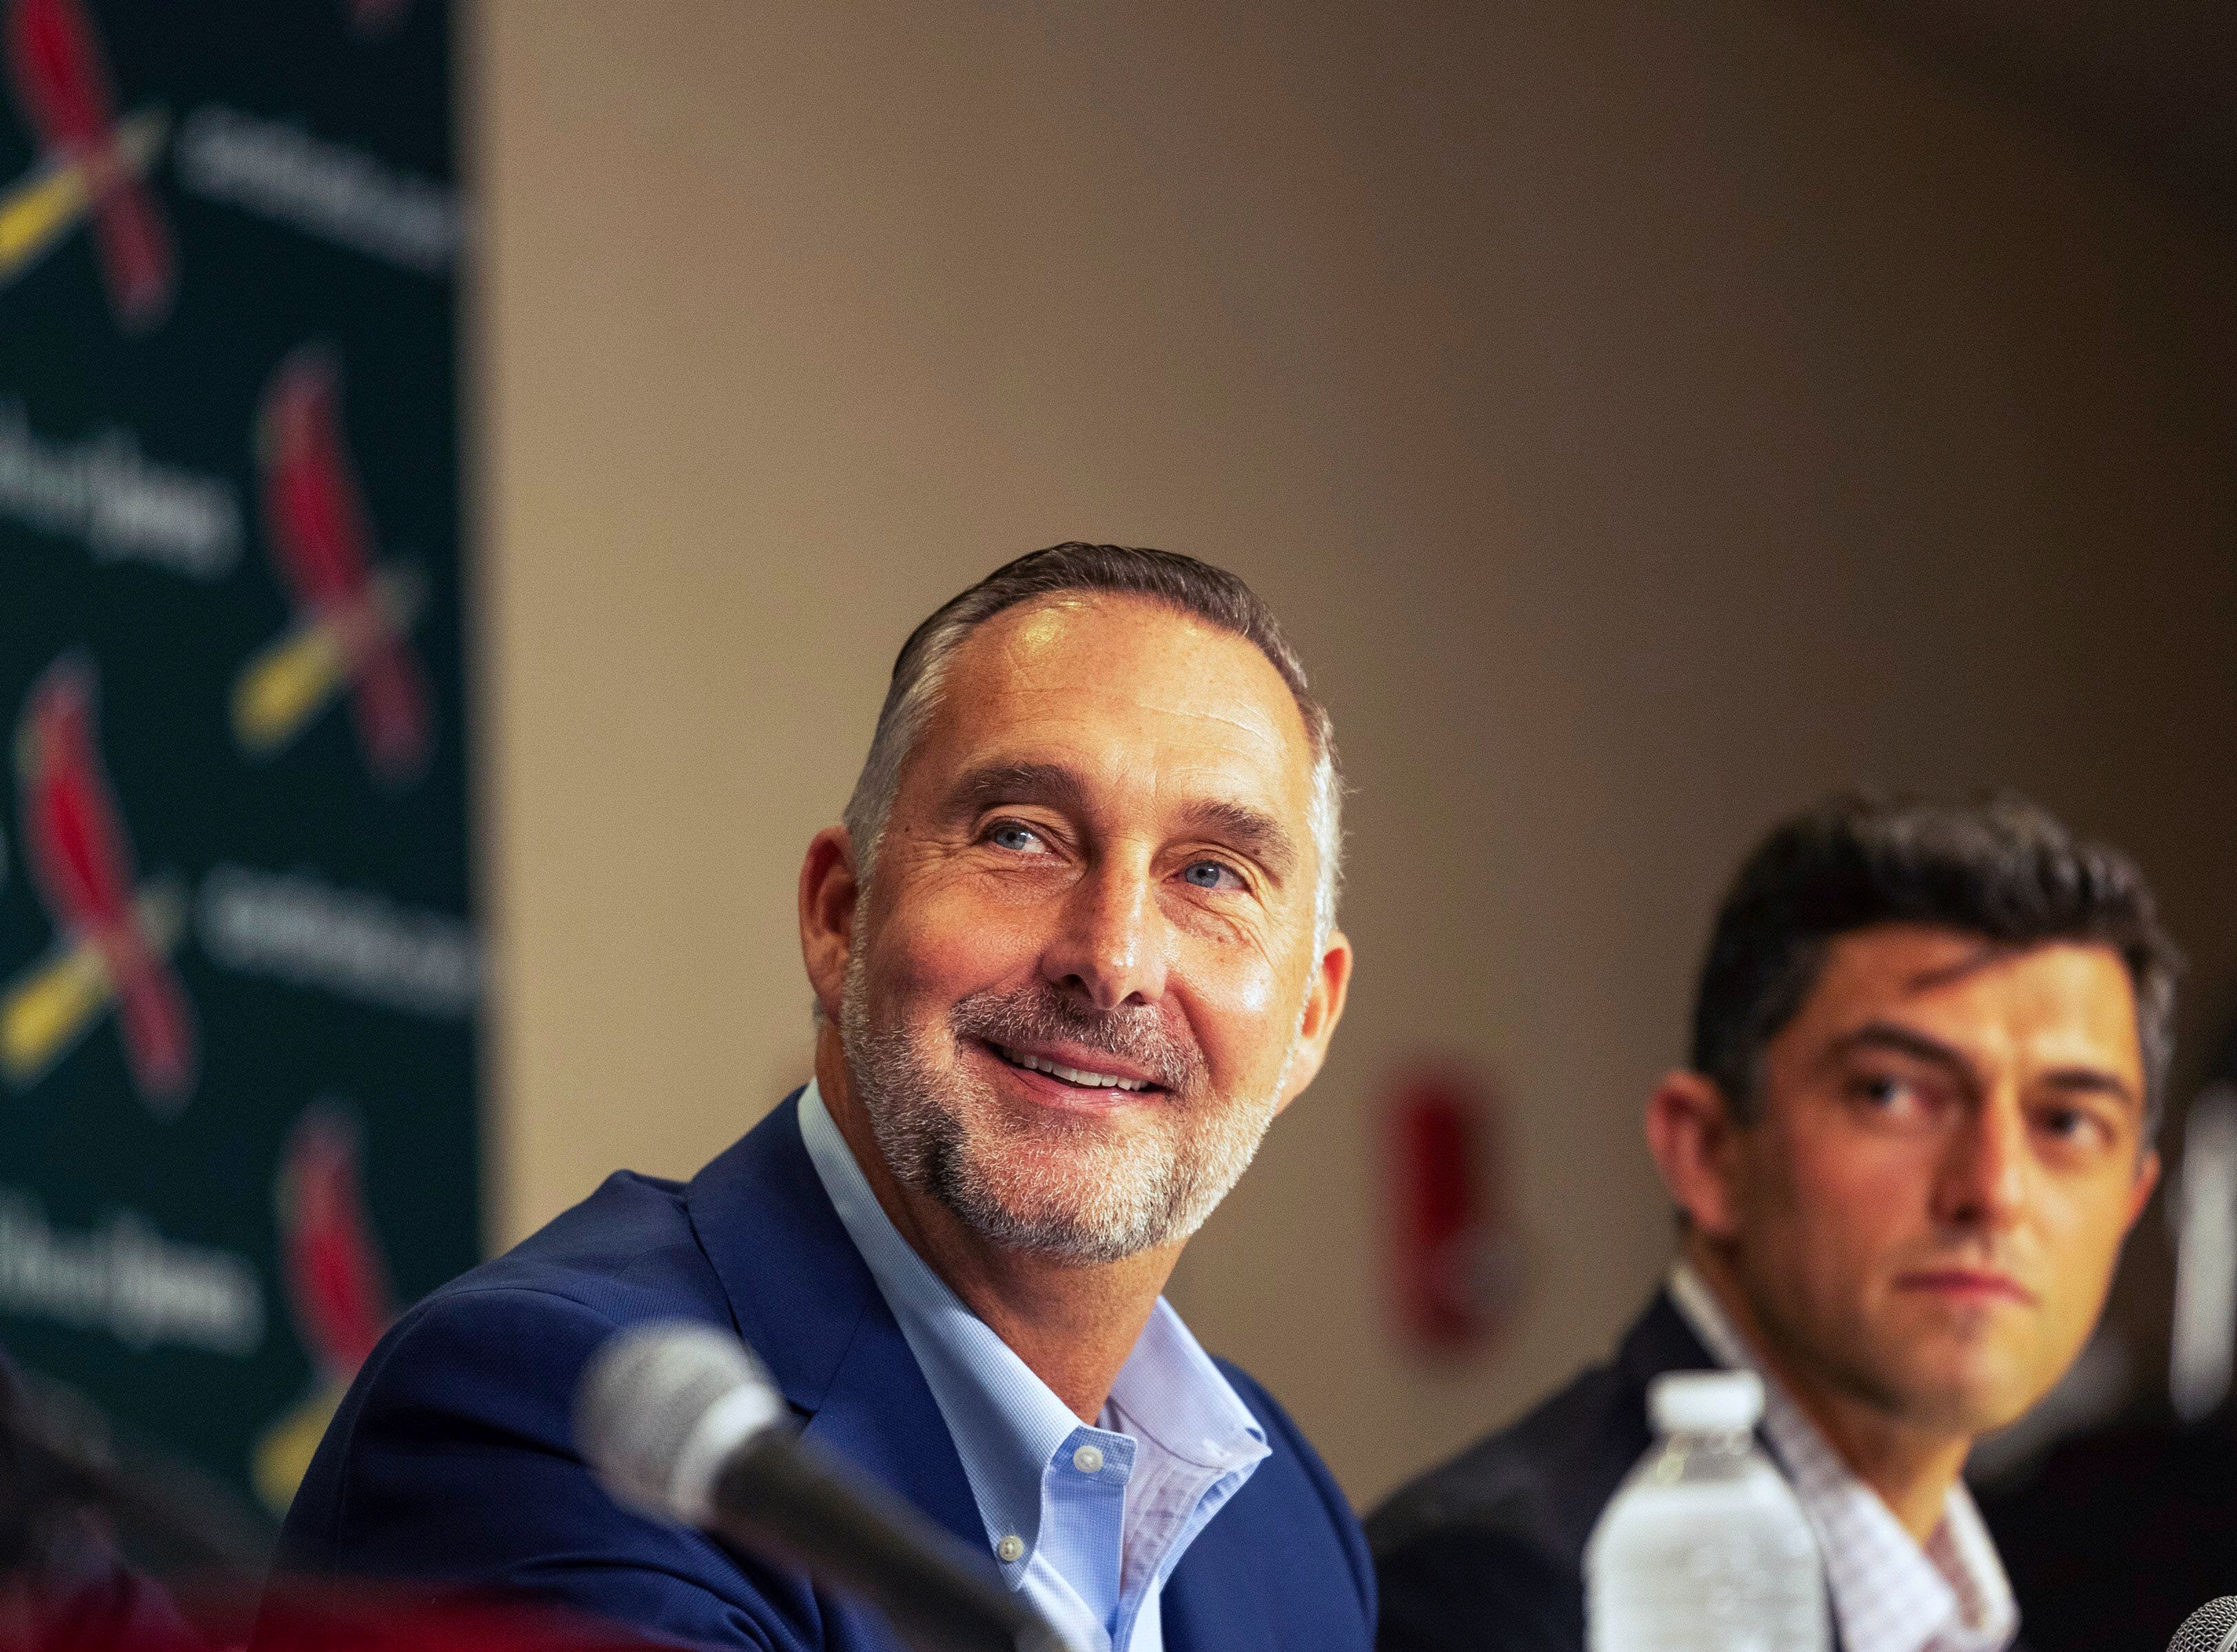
(1645, 1070), (1748, 1240)
(2123, 1148), (2161, 1232)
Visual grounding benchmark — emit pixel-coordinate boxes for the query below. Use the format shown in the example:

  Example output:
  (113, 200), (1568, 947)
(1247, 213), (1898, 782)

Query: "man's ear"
(1274, 928), (1353, 1113)
(2125, 1148), (2162, 1232)
(1645, 1069), (1748, 1240)
(799, 827), (861, 1021)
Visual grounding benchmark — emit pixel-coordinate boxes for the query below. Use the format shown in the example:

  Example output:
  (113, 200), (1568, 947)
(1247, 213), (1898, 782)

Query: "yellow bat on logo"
(0, 108), (165, 288)
(0, 876), (184, 1085)
(234, 564), (428, 756)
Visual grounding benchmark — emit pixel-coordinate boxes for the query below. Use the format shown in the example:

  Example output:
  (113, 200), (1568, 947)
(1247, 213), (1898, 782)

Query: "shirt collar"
(1668, 1261), (2019, 1652)
(796, 1079), (1265, 1569)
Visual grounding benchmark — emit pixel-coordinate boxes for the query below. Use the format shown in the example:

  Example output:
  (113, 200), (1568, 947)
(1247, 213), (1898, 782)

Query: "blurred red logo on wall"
(3, 654), (196, 1110)
(1, 0), (173, 327)
(1381, 1062), (1525, 1357)
(234, 345), (432, 788)
(254, 1101), (399, 1513)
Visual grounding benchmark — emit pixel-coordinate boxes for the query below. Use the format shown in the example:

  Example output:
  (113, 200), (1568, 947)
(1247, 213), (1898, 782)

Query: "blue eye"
(989, 823), (1045, 853)
(1181, 860), (1241, 891)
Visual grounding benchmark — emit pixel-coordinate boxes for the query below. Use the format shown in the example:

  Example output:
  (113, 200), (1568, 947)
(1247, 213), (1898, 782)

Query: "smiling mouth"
(985, 1040), (1162, 1095)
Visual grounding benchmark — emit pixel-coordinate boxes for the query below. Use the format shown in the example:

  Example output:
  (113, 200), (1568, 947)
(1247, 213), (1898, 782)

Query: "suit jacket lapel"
(1619, 1288), (1851, 1651)
(682, 1092), (992, 1562)
(1614, 1289), (1718, 1388)
(1618, 1289), (1812, 1478)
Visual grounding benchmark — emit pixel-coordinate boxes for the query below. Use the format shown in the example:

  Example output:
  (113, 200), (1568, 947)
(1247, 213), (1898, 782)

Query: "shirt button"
(996, 1535), (1026, 1563)
(1072, 1444), (1105, 1475)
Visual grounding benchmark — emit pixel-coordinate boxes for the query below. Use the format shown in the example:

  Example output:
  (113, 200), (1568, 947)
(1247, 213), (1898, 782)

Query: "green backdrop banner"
(0, 0), (476, 1519)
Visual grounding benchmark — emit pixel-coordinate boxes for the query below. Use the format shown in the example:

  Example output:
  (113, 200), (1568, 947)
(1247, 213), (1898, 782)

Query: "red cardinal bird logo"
(1, 655), (195, 1111)
(253, 1102), (399, 1513)
(233, 345), (432, 788)
(0, 0), (172, 328)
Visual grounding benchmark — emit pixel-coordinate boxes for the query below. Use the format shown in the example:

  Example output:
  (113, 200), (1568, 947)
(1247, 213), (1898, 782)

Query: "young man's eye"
(1853, 1073), (1923, 1113)
(2037, 1105), (2113, 1150)
(1180, 860), (1244, 891)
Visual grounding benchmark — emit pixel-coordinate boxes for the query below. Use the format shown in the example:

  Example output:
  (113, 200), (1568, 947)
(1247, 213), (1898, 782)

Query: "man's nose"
(1045, 857), (1170, 1011)
(1933, 1089), (2031, 1233)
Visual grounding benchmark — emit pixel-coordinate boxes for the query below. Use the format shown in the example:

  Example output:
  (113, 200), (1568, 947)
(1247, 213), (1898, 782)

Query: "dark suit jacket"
(1367, 1291), (1709, 1652)
(267, 1092), (1375, 1651)
(1367, 1291), (2030, 1652)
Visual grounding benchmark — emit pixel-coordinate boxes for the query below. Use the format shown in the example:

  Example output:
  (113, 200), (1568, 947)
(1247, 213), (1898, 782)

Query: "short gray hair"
(842, 543), (1344, 941)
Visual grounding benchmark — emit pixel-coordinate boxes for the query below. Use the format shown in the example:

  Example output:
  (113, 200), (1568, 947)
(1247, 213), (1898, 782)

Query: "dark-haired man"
(1371, 794), (2175, 1652)
(270, 546), (1370, 1652)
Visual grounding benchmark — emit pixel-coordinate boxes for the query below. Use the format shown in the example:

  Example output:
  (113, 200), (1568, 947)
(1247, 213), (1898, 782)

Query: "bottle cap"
(1648, 1369), (1763, 1434)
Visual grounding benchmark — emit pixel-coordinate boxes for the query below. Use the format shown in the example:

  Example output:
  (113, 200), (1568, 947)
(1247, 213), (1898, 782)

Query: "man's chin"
(922, 1120), (1184, 1259)
(1873, 1351), (2043, 1438)
(938, 1177), (1170, 1266)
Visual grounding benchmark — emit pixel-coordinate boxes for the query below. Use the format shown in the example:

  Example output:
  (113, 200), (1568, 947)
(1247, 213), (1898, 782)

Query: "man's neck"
(815, 1032), (1177, 1424)
(1682, 1237), (1973, 1542)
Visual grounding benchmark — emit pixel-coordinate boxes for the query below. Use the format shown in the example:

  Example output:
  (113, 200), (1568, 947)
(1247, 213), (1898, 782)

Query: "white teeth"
(996, 1045), (1151, 1092)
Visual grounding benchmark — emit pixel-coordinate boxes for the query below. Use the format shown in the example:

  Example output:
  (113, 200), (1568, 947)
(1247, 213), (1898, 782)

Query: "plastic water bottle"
(1585, 1370), (1827, 1652)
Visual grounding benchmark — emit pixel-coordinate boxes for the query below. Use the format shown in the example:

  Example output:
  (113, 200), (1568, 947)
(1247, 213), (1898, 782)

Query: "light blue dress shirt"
(796, 1081), (1269, 1652)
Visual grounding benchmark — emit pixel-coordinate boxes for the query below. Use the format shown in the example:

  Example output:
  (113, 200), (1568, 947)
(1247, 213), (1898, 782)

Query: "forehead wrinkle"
(993, 677), (1294, 757)
(980, 594), (1311, 747)
(1885, 941), (2141, 1049)
(937, 668), (1312, 811)
(1899, 941), (2017, 996)
(909, 596), (1326, 885)
(937, 747), (1306, 871)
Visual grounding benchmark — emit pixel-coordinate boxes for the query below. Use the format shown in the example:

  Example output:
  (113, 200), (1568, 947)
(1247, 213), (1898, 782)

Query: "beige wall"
(471, 0), (2237, 1505)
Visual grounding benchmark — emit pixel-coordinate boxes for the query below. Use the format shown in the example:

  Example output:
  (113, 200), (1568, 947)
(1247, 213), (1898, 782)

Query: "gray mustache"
(949, 987), (1201, 1094)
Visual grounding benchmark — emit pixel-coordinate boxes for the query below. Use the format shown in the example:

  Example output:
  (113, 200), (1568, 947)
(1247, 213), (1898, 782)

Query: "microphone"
(2171, 1598), (2237, 1652)
(575, 1321), (1071, 1652)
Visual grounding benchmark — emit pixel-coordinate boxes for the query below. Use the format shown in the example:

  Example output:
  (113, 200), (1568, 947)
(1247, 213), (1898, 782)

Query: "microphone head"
(2171, 1597), (2237, 1652)
(575, 1321), (789, 1526)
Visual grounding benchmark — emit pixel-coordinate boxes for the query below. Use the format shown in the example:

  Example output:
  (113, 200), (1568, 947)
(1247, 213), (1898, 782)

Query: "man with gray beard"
(267, 545), (1374, 1652)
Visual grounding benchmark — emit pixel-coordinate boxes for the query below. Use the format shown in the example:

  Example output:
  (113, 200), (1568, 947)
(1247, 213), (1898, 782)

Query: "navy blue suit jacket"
(269, 1093), (1376, 1651)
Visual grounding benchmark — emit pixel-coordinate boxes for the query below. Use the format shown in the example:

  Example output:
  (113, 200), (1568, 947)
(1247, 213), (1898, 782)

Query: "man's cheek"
(1779, 1160), (1905, 1297)
(890, 903), (1014, 990)
(1804, 1134), (1922, 1228)
(1183, 949), (1293, 1047)
(1221, 956), (1280, 1018)
(2052, 1198), (2129, 1312)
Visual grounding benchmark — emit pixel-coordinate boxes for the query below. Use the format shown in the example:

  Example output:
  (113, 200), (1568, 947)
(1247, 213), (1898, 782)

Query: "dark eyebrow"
(1823, 1023), (2140, 1113)
(2037, 1066), (2141, 1111)
(1821, 1022), (1978, 1085)
(1902, 944), (2017, 994)
(939, 761), (1301, 882)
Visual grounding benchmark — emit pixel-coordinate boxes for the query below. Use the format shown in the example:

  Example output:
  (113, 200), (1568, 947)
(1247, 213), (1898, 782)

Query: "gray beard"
(838, 947), (1285, 1265)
